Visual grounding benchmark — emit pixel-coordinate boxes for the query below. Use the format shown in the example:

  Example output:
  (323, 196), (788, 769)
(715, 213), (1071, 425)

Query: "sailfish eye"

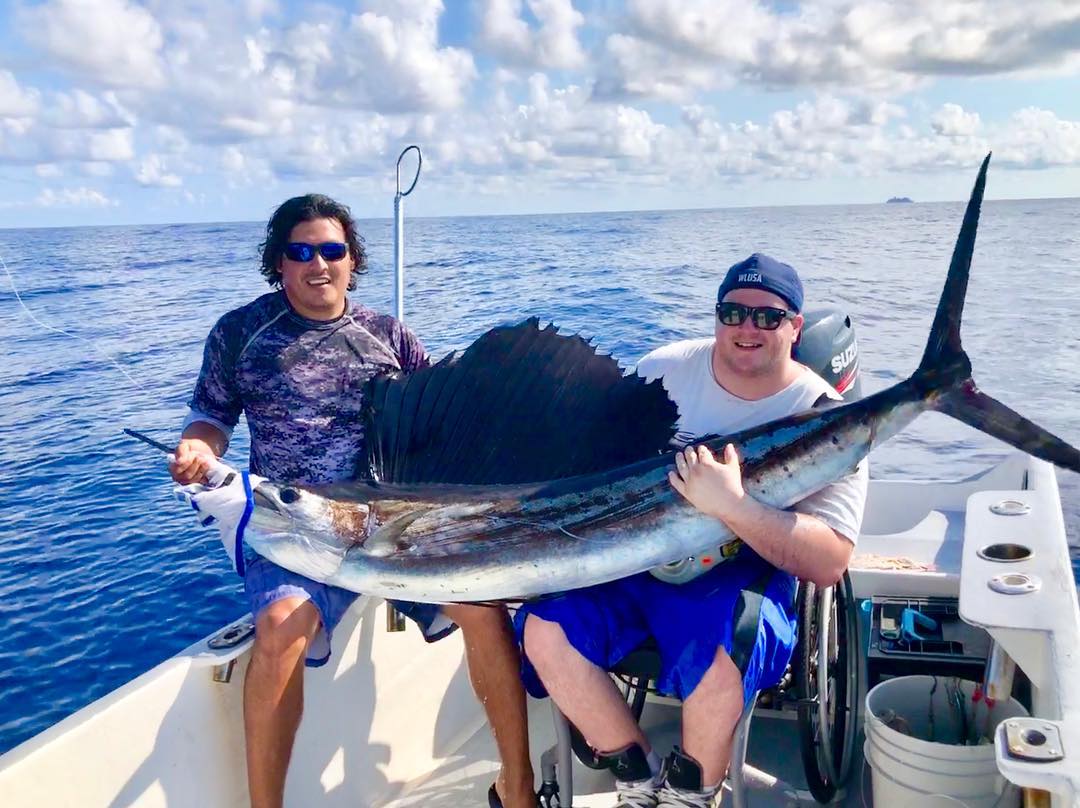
(279, 487), (300, 504)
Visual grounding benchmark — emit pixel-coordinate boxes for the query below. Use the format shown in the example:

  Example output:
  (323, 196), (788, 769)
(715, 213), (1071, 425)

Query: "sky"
(0, 0), (1079, 228)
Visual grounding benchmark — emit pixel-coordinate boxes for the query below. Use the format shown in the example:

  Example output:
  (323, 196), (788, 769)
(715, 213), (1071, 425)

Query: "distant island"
(887, 196), (914, 204)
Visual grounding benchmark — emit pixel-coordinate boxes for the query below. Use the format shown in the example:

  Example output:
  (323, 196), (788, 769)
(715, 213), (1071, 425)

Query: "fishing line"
(1, 249), (174, 456)
(1, 249), (141, 387)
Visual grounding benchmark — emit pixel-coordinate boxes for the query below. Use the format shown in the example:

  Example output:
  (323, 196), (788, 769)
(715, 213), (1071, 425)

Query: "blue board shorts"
(514, 551), (797, 705)
(244, 551), (453, 667)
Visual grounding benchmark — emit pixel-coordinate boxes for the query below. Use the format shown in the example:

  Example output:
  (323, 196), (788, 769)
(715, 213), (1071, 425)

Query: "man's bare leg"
(443, 603), (535, 808)
(244, 596), (321, 808)
(522, 614), (647, 754)
(681, 646), (745, 786)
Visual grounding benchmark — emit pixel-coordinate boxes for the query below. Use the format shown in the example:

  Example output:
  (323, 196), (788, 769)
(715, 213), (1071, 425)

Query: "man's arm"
(170, 421), (229, 485)
(172, 312), (245, 485)
(669, 443), (855, 587)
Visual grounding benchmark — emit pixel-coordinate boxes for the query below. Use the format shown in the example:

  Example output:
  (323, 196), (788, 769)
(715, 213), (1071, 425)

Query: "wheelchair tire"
(795, 572), (858, 803)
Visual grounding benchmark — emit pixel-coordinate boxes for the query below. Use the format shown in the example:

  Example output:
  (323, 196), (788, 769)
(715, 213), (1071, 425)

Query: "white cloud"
(595, 33), (721, 102)
(242, 0), (278, 18)
(662, 99), (1080, 184)
(341, 3), (478, 112)
(87, 129), (136, 162)
(597, 0), (1080, 100)
(34, 187), (116, 208)
(134, 154), (182, 187)
(264, 113), (403, 179)
(221, 146), (247, 174)
(0, 72), (40, 119)
(996, 108), (1080, 169)
(478, 0), (587, 70)
(220, 145), (273, 186)
(606, 105), (662, 159)
(16, 127), (136, 166)
(82, 2), (476, 154)
(443, 74), (675, 181)
(479, 0), (532, 55)
(20, 0), (165, 88)
(932, 103), (982, 137)
(45, 90), (133, 129)
(1, 1), (1079, 217)
(854, 2), (1080, 76)
(80, 162), (116, 177)
(153, 125), (189, 154)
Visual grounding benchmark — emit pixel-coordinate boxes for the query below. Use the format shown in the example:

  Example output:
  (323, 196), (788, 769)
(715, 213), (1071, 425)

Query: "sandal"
(488, 782), (544, 807)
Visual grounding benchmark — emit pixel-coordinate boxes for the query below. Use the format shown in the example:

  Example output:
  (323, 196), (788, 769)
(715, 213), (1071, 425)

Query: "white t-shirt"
(636, 338), (868, 544)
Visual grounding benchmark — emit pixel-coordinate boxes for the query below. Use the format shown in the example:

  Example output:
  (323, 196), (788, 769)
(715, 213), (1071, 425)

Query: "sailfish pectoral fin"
(362, 510), (429, 557)
(935, 381), (1080, 473)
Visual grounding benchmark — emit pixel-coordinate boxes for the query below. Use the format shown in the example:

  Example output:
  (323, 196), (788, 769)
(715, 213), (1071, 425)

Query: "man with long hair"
(171, 194), (535, 808)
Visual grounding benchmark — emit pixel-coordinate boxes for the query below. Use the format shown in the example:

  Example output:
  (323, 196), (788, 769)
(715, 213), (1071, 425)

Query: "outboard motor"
(794, 307), (862, 401)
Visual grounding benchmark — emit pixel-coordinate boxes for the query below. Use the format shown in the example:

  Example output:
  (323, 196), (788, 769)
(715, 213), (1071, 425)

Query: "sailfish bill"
(239, 154), (1080, 604)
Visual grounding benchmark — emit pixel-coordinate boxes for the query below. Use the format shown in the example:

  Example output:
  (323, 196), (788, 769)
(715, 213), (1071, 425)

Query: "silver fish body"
(244, 387), (899, 603)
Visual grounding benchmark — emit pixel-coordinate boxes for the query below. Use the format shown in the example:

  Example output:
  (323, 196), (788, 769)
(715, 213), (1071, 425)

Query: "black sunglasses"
(716, 301), (796, 331)
(284, 242), (349, 262)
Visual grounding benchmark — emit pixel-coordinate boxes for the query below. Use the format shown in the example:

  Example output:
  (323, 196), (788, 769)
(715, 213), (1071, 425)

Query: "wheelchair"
(535, 306), (865, 806)
(536, 571), (860, 807)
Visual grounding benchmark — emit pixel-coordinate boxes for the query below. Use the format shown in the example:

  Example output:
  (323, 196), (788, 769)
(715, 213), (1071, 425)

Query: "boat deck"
(386, 697), (870, 807)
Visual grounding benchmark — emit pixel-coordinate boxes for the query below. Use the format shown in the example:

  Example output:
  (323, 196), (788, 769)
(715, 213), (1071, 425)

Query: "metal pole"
(393, 145), (422, 323)
(385, 145), (422, 634)
(393, 193), (404, 322)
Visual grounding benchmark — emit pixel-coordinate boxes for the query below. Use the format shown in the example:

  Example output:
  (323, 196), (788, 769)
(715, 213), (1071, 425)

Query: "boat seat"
(538, 572), (859, 807)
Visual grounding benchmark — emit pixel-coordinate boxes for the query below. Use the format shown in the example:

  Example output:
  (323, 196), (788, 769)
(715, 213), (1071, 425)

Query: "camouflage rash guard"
(186, 290), (428, 485)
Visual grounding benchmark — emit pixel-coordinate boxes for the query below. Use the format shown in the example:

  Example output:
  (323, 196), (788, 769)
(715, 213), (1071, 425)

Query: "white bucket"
(864, 676), (1026, 808)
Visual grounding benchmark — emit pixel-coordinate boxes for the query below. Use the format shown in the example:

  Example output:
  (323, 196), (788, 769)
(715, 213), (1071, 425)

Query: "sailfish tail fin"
(916, 153), (988, 377)
(935, 381), (1080, 473)
(912, 152), (1080, 473)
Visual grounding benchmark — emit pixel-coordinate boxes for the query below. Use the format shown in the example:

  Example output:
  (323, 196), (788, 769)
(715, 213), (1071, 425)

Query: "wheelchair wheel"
(795, 572), (858, 803)
(567, 673), (650, 770)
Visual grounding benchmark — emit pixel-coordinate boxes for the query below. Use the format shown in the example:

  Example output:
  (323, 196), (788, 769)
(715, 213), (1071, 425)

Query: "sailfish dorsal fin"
(361, 318), (678, 485)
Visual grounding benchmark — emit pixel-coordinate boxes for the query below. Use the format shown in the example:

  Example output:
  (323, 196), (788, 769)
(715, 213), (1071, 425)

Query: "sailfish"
(228, 155), (1080, 604)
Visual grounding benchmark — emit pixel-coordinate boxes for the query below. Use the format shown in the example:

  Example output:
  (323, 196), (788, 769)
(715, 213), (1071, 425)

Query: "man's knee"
(686, 646), (744, 714)
(522, 614), (570, 669)
(253, 597), (320, 659)
(711, 646), (743, 688)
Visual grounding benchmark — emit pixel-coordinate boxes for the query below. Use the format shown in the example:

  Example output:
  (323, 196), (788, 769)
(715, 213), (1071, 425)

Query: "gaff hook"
(396, 145), (422, 198)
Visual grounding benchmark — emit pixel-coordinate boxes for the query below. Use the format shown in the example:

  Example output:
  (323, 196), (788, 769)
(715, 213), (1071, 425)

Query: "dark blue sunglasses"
(284, 242), (348, 262)
(716, 301), (796, 330)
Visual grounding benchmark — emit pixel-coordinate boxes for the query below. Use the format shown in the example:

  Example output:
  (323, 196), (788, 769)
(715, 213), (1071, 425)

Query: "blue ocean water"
(0, 198), (1078, 755)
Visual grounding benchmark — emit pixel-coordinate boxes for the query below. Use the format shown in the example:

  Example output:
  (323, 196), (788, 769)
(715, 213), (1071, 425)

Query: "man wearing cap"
(518, 254), (868, 808)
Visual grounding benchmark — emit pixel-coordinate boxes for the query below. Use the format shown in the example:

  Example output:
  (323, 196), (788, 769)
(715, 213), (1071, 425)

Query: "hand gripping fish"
(183, 155), (1080, 604)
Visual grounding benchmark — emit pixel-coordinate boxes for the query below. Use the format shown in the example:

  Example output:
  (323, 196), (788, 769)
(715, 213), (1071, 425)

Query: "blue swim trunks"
(515, 550), (797, 705)
(244, 551), (453, 667)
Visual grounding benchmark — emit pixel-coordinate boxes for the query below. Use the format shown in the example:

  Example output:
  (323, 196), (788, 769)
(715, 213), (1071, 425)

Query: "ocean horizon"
(5, 193), (1080, 233)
